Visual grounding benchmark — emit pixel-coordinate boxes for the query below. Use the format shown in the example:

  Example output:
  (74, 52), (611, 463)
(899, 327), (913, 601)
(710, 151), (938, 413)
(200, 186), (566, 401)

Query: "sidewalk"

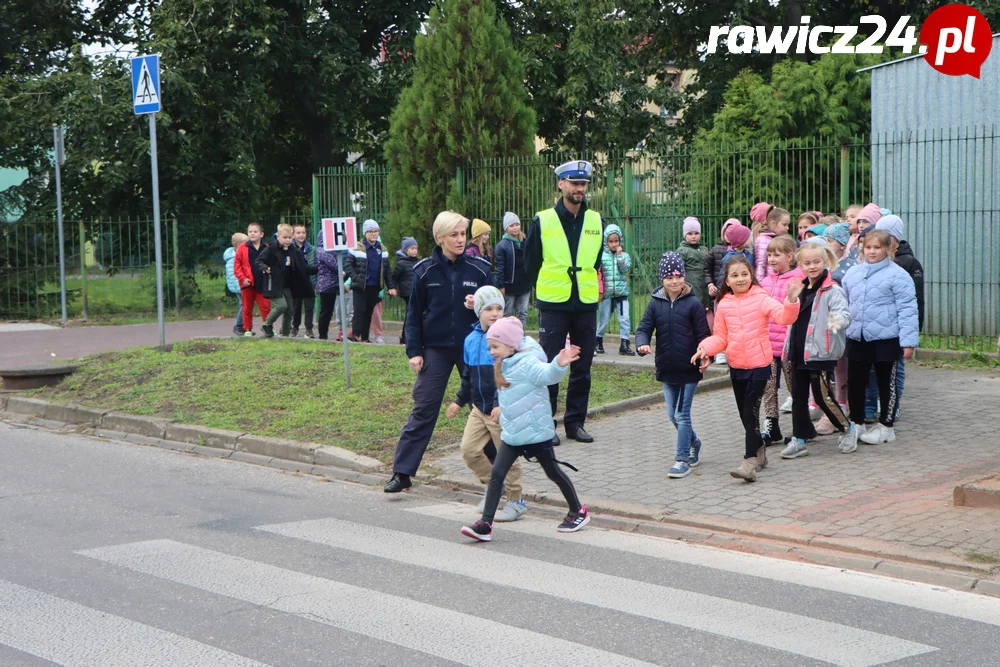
(431, 363), (1000, 571)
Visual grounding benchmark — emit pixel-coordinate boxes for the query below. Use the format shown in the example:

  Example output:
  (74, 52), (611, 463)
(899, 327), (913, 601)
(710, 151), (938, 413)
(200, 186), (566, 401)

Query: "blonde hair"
(862, 230), (893, 257)
(752, 207), (790, 240)
(432, 211), (469, 243)
(796, 242), (839, 270)
(492, 342), (523, 389)
(276, 223), (293, 235)
(819, 214), (841, 226)
(796, 211), (820, 228)
(843, 204), (862, 218)
(231, 232), (248, 248)
(766, 234), (797, 256)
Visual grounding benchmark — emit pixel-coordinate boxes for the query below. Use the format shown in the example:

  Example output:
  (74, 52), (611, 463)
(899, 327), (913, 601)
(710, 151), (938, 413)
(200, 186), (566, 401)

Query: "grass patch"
(31, 339), (658, 462)
(964, 551), (1000, 565)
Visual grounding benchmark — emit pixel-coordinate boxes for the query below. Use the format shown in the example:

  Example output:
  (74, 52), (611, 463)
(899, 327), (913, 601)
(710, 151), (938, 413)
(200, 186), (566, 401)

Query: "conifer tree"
(385, 0), (536, 250)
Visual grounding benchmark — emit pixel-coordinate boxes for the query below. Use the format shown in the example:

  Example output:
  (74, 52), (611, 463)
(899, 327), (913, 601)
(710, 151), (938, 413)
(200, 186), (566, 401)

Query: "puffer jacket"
(698, 285), (799, 369)
(715, 248), (754, 287)
(635, 284), (712, 385)
(455, 323), (499, 414)
(703, 242), (728, 291)
(223, 247), (239, 293)
(599, 224), (631, 298)
(676, 241), (710, 307)
(314, 229), (341, 295)
(343, 239), (393, 291)
(894, 241), (925, 331)
(842, 257), (919, 348)
(753, 231), (776, 281)
(392, 251), (418, 299)
(760, 267), (804, 357)
(497, 336), (569, 446)
(782, 273), (852, 363)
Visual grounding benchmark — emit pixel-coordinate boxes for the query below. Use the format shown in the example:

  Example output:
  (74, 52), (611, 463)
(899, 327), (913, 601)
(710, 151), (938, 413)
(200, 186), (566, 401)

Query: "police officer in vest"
(523, 160), (604, 445)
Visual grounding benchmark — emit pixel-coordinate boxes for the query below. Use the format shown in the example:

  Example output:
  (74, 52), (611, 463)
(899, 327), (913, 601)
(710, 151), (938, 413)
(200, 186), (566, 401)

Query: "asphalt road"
(2, 420), (999, 666)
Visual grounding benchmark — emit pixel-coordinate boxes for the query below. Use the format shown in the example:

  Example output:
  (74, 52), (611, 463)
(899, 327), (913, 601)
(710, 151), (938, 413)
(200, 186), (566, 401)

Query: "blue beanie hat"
(823, 222), (851, 247)
(400, 237), (417, 252)
(659, 251), (685, 280)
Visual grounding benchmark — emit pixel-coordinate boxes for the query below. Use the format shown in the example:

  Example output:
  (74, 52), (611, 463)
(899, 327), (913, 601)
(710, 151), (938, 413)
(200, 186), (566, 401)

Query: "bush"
(141, 267), (201, 309)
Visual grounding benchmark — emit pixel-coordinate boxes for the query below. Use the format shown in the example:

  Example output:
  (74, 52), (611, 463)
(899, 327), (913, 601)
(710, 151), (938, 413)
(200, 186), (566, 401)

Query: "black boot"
(383, 472), (412, 493)
(762, 416), (783, 446)
(595, 337), (605, 354)
(619, 338), (636, 356)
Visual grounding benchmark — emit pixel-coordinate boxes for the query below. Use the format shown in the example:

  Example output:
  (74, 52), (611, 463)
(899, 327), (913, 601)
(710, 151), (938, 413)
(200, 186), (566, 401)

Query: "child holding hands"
(461, 317), (589, 541)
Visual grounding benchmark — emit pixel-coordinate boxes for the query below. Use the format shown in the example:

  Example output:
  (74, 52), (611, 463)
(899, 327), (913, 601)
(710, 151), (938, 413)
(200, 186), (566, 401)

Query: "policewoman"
(384, 211), (495, 493)
(523, 160), (604, 444)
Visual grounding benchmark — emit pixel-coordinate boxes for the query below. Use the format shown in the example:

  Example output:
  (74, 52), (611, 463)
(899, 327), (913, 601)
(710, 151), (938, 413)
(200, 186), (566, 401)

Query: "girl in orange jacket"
(692, 255), (800, 482)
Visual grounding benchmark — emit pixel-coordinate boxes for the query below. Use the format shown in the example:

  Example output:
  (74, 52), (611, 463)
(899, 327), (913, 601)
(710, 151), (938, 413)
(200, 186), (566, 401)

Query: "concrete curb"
(915, 348), (999, 362)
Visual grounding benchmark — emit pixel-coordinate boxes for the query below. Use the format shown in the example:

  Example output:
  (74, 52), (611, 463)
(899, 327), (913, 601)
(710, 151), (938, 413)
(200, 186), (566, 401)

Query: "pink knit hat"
(721, 218), (740, 237)
(682, 217), (701, 235)
(486, 316), (524, 349)
(857, 203), (882, 224)
(724, 222), (752, 248)
(749, 202), (773, 223)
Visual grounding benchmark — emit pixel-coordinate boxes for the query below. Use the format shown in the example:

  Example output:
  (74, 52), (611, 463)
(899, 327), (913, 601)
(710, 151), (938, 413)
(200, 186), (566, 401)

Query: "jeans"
(597, 296), (631, 338)
(233, 291), (243, 328)
(504, 292), (530, 327)
(662, 382), (699, 463)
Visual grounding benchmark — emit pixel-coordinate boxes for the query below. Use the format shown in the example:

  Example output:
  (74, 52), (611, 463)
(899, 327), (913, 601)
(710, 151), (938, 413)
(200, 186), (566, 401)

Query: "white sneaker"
(838, 424), (860, 453)
(494, 499), (528, 522)
(779, 396), (793, 413)
(374, 336), (386, 345)
(860, 423), (896, 445)
(781, 438), (809, 459)
(715, 351), (728, 366)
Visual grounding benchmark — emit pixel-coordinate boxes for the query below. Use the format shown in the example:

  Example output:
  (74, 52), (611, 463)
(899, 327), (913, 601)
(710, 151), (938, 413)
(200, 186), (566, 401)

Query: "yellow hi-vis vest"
(535, 207), (602, 304)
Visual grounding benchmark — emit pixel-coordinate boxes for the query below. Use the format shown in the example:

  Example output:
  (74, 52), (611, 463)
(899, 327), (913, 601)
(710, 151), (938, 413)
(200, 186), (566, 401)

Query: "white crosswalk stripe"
(405, 502), (1000, 628)
(256, 517), (937, 667)
(0, 579), (269, 667)
(78, 539), (657, 667)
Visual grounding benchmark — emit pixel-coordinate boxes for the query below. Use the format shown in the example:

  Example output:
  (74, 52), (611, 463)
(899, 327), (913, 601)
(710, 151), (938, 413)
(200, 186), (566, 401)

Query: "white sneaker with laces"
(860, 423), (896, 444)
(779, 396), (793, 413)
(838, 424), (861, 453)
(781, 438), (809, 459)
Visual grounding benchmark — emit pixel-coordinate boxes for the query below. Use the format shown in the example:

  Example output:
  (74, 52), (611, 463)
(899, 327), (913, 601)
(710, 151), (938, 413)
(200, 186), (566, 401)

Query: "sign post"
(53, 126), (67, 324)
(131, 53), (165, 346)
(321, 217), (357, 387)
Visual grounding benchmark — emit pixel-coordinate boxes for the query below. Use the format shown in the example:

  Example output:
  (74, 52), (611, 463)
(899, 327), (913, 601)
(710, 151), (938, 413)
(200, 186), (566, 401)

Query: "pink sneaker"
(815, 415), (837, 435)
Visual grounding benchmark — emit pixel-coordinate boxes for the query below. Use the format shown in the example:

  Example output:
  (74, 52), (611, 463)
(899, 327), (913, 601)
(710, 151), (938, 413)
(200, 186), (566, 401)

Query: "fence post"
(78, 221), (89, 321)
(455, 165), (465, 199)
(622, 161), (637, 333)
(172, 217), (180, 315)
(839, 145), (849, 211)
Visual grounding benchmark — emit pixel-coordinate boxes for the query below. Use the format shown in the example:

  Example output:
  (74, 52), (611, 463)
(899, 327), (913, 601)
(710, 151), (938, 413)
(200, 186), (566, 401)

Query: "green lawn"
(31, 339), (659, 462)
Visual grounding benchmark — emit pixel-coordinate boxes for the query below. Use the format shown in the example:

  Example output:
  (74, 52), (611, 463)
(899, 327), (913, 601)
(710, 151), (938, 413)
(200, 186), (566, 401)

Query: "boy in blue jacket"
(446, 286), (527, 522)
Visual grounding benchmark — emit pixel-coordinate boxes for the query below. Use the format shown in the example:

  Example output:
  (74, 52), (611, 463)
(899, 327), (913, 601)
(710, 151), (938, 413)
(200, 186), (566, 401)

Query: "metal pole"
(338, 250), (351, 387)
(148, 113), (166, 346)
(172, 216), (180, 315)
(78, 221), (89, 320)
(54, 127), (67, 324)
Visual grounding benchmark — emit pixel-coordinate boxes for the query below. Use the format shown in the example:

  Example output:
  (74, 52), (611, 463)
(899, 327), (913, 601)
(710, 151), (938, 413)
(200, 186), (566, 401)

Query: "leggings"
(482, 442), (581, 524)
(317, 291), (339, 339)
(762, 357), (794, 418)
(791, 368), (850, 439)
(731, 374), (769, 459)
(848, 358), (898, 427)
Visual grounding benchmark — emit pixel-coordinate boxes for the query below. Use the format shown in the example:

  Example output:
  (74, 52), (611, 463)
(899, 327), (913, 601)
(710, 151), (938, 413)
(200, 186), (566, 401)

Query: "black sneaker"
(461, 520), (493, 542)
(261, 324), (275, 338)
(557, 506), (590, 533)
(290, 327), (299, 338)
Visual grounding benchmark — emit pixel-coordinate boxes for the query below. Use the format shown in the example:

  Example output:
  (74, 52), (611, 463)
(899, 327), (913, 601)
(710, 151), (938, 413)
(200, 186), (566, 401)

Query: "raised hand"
(786, 282), (804, 302)
(557, 344), (581, 367)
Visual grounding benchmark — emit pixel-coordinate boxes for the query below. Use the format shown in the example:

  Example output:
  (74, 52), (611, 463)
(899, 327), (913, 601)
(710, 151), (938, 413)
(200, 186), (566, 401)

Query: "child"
(796, 211), (820, 241)
(446, 287), (528, 522)
(635, 252), (711, 479)
(392, 237), (420, 347)
(494, 212), (530, 327)
(823, 222), (857, 419)
(840, 230), (919, 448)
(289, 224), (316, 338)
(465, 218), (493, 265)
(343, 219), (392, 343)
(780, 243), (855, 459)
(224, 232), (248, 336)
(752, 207), (791, 281)
(597, 223), (635, 355)
(842, 204), (863, 255)
(255, 224), (317, 338)
(315, 228), (343, 341)
(461, 317), (589, 541)
(874, 215), (924, 422)
(676, 217), (711, 315)
(233, 222), (271, 336)
(371, 233), (391, 345)
(691, 255), (799, 482)
(804, 223), (827, 239)
(715, 221), (754, 288)
(703, 218), (740, 362)
(758, 235), (803, 445)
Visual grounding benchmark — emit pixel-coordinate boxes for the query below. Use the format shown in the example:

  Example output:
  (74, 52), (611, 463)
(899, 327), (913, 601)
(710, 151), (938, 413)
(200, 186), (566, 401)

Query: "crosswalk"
(3, 500), (1000, 666)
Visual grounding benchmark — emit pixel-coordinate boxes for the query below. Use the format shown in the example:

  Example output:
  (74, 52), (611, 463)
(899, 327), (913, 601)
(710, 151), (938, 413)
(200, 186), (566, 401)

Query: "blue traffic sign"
(131, 54), (161, 115)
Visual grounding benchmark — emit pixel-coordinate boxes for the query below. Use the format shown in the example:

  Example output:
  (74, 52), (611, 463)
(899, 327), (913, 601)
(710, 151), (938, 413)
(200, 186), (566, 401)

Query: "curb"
(915, 348), (999, 362)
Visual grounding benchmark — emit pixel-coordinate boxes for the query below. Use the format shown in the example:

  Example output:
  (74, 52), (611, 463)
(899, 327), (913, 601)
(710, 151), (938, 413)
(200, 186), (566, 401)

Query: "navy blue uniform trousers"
(538, 309), (597, 432)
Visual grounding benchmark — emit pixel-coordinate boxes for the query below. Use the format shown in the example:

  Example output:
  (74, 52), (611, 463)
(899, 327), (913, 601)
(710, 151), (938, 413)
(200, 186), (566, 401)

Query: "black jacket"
(524, 198), (604, 311)
(494, 236), (530, 296)
(254, 243), (317, 299)
(392, 251), (419, 299)
(635, 285), (712, 385)
(343, 239), (393, 291)
(894, 241), (925, 331)
(404, 246), (494, 358)
(703, 242), (729, 290)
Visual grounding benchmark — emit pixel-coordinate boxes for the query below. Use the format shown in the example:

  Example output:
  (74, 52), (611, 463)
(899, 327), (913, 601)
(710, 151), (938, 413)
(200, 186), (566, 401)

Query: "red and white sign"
(321, 217), (357, 251)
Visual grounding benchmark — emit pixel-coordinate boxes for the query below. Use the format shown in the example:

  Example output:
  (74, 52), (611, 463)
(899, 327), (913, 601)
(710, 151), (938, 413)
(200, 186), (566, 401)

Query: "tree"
(385, 0), (536, 250)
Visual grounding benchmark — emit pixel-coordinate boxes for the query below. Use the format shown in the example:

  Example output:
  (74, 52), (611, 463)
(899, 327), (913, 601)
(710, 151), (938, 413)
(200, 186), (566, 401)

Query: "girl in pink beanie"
(750, 202), (774, 224)
(461, 318), (590, 541)
(751, 207), (791, 281)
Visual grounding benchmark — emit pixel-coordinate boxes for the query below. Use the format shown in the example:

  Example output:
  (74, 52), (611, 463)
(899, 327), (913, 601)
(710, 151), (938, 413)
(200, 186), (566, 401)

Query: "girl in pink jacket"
(751, 206), (791, 281)
(758, 235), (803, 446)
(692, 255), (799, 483)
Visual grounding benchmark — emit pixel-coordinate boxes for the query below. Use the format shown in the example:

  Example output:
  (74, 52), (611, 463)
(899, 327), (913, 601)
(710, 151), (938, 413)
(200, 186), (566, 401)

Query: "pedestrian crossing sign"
(131, 54), (161, 115)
